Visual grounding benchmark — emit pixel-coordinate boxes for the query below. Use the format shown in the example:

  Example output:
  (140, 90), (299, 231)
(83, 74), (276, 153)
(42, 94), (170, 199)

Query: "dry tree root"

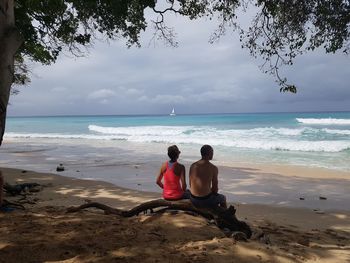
(67, 199), (252, 238)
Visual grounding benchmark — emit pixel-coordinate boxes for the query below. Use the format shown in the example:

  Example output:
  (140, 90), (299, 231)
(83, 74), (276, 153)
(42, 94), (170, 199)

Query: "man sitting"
(189, 145), (227, 208)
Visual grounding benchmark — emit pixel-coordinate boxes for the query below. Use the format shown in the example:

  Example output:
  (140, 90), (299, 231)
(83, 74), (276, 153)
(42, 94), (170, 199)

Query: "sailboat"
(170, 107), (176, 116)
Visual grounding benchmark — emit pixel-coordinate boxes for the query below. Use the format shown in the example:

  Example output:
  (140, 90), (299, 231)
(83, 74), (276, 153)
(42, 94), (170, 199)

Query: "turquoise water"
(4, 112), (350, 171)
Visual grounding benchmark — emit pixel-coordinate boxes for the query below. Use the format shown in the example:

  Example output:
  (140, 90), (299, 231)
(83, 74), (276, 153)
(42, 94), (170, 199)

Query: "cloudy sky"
(8, 8), (350, 116)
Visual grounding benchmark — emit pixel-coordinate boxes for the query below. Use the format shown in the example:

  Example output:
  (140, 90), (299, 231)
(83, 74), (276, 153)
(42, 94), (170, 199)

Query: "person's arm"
(156, 163), (166, 189)
(180, 165), (187, 191)
(189, 164), (194, 188)
(211, 166), (219, 193)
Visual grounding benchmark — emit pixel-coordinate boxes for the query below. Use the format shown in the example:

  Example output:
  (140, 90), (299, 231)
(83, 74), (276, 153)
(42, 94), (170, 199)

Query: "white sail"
(170, 107), (176, 116)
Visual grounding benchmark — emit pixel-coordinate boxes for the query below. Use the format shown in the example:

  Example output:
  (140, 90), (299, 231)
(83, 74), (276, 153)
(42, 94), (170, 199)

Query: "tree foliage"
(151, 0), (350, 92)
(12, 0), (155, 85)
(236, 0), (350, 92)
(12, 0), (350, 93)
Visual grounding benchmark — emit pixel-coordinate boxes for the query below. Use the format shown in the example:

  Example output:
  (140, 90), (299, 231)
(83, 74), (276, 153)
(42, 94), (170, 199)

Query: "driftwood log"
(67, 199), (252, 238)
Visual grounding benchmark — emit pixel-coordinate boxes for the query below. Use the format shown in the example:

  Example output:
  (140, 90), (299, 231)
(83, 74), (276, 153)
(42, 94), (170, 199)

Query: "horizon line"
(7, 110), (350, 118)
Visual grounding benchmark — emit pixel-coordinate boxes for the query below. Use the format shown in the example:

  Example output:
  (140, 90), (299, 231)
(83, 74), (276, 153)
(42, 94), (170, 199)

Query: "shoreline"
(1, 138), (350, 211)
(1, 166), (350, 262)
(1, 137), (349, 212)
(3, 130), (350, 173)
(2, 166), (350, 227)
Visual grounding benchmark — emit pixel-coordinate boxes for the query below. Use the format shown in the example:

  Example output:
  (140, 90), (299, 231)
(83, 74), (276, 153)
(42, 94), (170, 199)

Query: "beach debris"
(21, 170), (27, 173)
(319, 196), (327, 200)
(299, 197), (305, 200)
(56, 164), (65, 172)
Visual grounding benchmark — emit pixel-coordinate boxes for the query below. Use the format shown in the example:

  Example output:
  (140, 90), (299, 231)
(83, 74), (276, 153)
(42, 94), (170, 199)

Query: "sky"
(8, 7), (350, 116)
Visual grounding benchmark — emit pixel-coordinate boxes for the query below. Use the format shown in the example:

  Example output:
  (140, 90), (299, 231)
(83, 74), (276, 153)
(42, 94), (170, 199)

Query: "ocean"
(1, 112), (350, 210)
(4, 112), (350, 171)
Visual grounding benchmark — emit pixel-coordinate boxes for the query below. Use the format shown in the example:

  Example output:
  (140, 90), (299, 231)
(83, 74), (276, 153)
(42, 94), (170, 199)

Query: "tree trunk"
(0, 0), (22, 146)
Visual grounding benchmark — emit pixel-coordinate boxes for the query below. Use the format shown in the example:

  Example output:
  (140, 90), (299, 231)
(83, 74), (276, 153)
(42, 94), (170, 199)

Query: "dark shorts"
(164, 190), (190, 201)
(190, 192), (226, 208)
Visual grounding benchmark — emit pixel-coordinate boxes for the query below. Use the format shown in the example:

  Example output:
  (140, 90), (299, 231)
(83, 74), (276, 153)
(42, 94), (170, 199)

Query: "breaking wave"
(7, 125), (349, 153)
(296, 118), (350, 125)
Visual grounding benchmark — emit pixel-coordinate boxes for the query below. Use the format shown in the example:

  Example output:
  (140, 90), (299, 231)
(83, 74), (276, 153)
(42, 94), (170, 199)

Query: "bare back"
(189, 159), (218, 197)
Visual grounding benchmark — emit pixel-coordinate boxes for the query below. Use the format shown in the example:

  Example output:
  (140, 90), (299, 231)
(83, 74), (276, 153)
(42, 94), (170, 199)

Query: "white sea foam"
(322, 128), (350, 135)
(296, 118), (350, 125)
(88, 124), (194, 136)
(5, 132), (120, 141)
(89, 125), (307, 137)
(5, 125), (350, 153)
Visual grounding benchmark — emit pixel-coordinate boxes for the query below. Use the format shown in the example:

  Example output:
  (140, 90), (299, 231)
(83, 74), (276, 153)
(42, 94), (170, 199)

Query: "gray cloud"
(8, 12), (350, 116)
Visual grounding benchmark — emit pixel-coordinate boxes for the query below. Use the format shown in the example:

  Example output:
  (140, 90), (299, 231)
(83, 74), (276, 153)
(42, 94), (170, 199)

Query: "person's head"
(168, 145), (181, 162)
(200, 145), (213, 160)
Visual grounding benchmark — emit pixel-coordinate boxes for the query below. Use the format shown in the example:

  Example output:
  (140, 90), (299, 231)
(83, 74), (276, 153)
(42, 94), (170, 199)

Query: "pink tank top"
(163, 161), (183, 200)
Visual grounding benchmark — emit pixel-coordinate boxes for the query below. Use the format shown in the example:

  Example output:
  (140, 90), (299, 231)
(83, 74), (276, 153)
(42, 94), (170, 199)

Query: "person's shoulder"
(190, 160), (201, 166)
(161, 161), (168, 169)
(177, 162), (185, 168)
(209, 161), (217, 167)
(179, 162), (185, 167)
(209, 162), (218, 170)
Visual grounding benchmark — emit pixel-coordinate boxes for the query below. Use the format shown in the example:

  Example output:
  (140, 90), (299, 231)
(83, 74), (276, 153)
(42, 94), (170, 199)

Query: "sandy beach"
(1, 166), (350, 263)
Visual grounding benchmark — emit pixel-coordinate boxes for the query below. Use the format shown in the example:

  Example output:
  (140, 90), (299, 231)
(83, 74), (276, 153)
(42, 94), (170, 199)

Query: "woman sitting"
(156, 145), (189, 200)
